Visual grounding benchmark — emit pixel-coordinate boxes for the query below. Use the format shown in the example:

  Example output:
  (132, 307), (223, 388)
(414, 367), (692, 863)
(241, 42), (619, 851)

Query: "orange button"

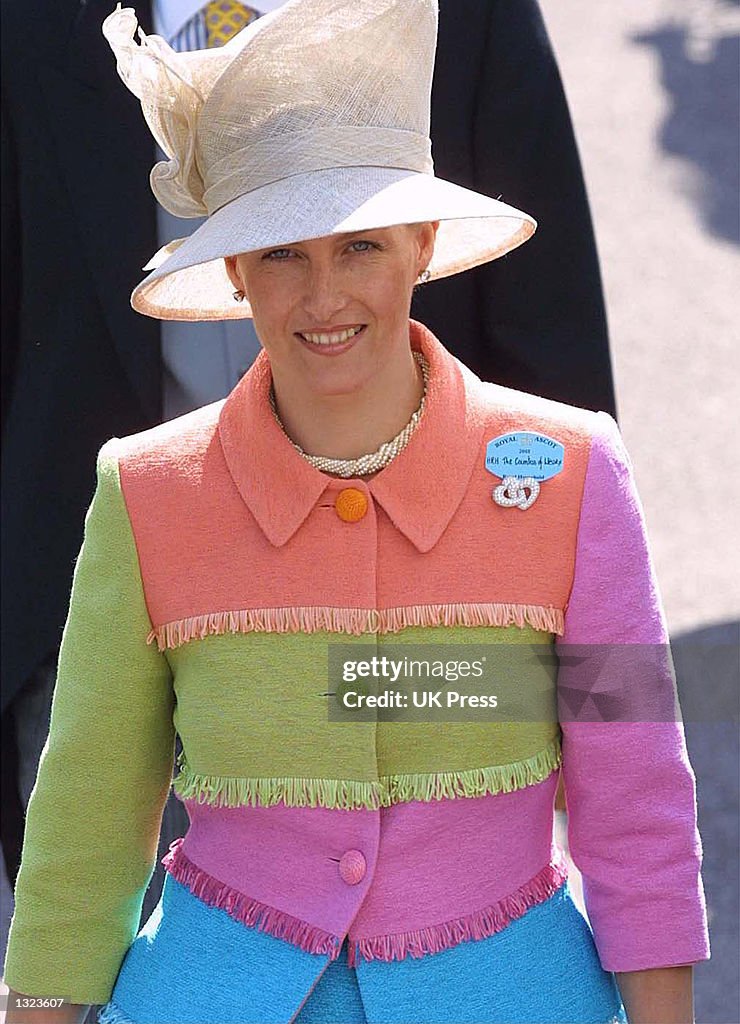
(335, 487), (368, 523)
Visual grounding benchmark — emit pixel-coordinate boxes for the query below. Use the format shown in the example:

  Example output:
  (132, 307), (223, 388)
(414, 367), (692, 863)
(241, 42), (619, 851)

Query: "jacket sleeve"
(3, 439), (176, 1005)
(556, 411), (711, 972)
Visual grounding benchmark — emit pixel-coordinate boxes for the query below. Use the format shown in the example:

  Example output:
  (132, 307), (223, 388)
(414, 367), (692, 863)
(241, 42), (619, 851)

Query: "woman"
(3, 0), (709, 1022)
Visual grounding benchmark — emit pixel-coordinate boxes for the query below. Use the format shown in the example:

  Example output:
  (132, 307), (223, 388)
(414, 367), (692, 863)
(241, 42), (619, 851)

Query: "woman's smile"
(223, 223), (438, 455)
(297, 324), (367, 353)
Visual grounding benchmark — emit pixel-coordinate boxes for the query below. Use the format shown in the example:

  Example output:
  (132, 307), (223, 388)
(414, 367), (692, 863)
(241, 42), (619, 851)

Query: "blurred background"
(541, 0), (738, 635)
(540, 0), (739, 1020)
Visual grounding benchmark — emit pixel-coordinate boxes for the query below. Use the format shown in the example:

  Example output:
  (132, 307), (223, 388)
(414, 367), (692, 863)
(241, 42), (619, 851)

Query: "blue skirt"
(99, 876), (627, 1024)
(295, 879), (628, 1024)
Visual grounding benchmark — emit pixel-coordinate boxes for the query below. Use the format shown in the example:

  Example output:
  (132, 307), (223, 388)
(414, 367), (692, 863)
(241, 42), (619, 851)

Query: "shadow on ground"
(673, 619), (740, 1024)
(631, 2), (739, 246)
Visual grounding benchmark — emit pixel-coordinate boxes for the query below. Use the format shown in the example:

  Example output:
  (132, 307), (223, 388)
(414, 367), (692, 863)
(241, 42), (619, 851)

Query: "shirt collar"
(217, 319), (487, 552)
(153, 1), (279, 42)
(152, 0), (207, 42)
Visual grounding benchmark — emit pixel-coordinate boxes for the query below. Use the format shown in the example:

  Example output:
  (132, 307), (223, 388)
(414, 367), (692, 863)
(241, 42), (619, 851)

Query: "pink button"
(338, 849), (367, 885)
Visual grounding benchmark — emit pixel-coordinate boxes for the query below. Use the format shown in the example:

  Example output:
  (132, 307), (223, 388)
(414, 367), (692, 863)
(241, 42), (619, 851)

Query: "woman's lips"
(296, 324), (366, 354)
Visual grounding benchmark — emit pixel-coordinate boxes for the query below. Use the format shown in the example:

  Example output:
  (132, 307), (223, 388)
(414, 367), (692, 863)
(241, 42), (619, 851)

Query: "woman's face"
(224, 222), (438, 397)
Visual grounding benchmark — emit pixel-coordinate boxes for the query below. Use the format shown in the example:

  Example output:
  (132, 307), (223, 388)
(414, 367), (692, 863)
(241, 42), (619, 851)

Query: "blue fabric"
(97, 873), (332, 1024)
(353, 879), (628, 1023)
(99, 874), (626, 1024)
(294, 938), (368, 1023)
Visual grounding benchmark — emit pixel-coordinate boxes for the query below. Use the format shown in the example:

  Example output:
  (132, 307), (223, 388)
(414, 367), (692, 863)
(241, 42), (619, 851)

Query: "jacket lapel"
(367, 321), (486, 552)
(218, 320), (487, 552)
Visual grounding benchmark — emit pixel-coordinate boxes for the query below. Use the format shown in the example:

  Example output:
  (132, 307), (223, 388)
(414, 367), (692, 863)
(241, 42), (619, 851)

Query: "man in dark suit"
(1, 0), (162, 894)
(414, 0), (616, 415)
(1, 0), (614, 939)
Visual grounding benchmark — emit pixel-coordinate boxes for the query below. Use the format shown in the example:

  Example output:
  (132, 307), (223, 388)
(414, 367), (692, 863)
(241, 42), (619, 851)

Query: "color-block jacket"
(4, 320), (710, 1021)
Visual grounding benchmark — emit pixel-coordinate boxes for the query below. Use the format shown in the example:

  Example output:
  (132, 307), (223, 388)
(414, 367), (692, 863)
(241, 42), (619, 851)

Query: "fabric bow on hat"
(103, 5), (248, 217)
(102, 0), (537, 321)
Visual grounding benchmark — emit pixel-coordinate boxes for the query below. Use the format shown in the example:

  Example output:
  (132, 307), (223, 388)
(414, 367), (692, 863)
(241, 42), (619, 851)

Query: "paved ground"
(540, 0), (739, 637)
(540, 2), (739, 1019)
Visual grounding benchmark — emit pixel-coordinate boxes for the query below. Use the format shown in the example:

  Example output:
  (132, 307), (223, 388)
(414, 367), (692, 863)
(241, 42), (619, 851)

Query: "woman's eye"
(261, 241), (379, 261)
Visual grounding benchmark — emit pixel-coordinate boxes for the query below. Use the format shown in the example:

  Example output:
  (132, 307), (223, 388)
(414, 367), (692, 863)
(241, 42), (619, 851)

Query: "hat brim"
(133, 167), (536, 320)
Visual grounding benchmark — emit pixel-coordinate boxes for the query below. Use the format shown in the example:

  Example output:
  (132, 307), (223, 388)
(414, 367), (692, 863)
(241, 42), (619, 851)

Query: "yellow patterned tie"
(204, 1), (259, 47)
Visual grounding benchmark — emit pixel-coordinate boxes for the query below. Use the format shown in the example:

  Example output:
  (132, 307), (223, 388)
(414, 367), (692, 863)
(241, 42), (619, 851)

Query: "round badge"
(485, 432), (564, 510)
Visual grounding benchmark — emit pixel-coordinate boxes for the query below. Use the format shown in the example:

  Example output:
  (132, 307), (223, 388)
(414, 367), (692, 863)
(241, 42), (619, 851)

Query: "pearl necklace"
(268, 350), (430, 478)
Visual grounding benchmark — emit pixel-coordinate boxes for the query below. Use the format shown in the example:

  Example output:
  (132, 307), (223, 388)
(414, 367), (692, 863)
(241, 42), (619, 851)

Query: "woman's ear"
(416, 221), (439, 275)
(224, 255), (244, 294)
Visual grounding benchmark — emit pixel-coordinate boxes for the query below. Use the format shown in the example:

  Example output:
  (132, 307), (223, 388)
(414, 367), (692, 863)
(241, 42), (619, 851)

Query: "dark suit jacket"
(1, 0), (162, 713)
(1, 0), (615, 718)
(413, 0), (615, 417)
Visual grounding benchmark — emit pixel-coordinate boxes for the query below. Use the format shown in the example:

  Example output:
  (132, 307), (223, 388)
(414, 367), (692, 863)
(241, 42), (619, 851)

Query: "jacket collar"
(217, 319), (487, 552)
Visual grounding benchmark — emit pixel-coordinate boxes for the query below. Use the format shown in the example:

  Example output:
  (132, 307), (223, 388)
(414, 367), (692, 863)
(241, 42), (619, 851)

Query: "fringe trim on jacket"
(172, 737), (562, 810)
(147, 602), (565, 650)
(347, 853), (570, 966)
(162, 837), (343, 960)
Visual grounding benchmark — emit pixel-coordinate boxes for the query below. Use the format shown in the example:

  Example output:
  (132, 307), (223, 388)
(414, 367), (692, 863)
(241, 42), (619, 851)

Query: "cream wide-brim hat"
(104, 1), (537, 322)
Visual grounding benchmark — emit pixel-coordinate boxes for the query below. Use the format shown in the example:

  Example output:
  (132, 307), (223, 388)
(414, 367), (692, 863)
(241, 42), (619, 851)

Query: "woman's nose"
(302, 265), (347, 323)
